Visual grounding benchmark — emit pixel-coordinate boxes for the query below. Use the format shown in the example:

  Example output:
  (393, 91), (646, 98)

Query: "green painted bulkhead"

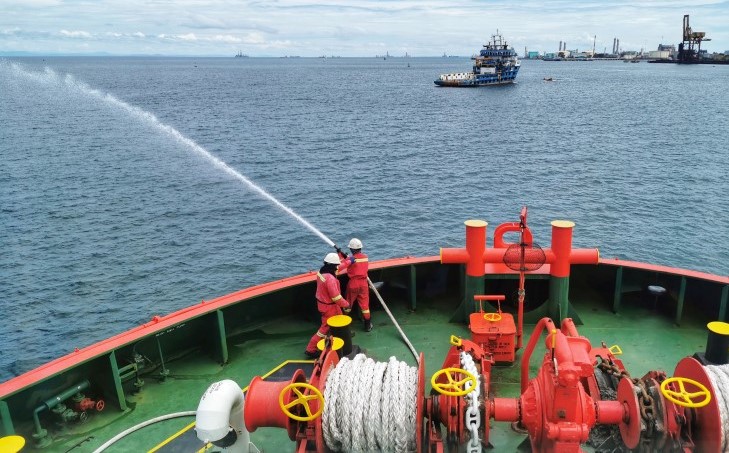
(1, 258), (727, 452)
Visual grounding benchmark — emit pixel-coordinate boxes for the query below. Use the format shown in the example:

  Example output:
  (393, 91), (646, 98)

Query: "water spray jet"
(4, 61), (419, 361)
(3, 61), (335, 249)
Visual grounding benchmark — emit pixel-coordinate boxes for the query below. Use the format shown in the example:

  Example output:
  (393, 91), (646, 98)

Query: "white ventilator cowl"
(324, 253), (341, 265)
(348, 238), (363, 249)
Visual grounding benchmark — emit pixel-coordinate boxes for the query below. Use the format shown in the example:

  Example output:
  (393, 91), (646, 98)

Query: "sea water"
(1, 57), (728, 381)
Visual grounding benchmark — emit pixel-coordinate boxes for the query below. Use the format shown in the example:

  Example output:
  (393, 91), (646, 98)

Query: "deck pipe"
(195, 379), (250, 451)
(440, 218), (599, 324)
(32, 380), (89, 446)
(492, 221), (533, 248)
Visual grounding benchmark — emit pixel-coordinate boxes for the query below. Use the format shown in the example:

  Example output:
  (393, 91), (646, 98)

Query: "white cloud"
(176, 33), (198, 41)
(60, 30), (92, 38)
(243, 33), (266, 45)
(103, 31), (147, 40)
(0, 1), (726, 55)
(211, 35), (242, 43)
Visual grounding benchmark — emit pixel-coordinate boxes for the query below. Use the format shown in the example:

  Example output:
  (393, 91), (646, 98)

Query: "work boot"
(364, 319), (373, 332)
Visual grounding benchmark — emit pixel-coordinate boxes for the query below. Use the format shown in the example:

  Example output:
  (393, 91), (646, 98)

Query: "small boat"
(435, 31), (520, 87)
(543, 77), (555, 81)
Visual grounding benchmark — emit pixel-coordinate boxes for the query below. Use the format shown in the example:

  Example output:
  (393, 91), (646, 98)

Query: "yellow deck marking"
(147, 421), (198, 453)
(147, 359), (315, 452)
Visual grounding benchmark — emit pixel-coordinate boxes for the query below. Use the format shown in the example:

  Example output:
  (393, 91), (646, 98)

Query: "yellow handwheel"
(431, 367), (478, 396)
(279, 382), (325, 421)
(660, 377), (712, 408)
(0, 436), (25, 453)
(483, 312), (502, 322)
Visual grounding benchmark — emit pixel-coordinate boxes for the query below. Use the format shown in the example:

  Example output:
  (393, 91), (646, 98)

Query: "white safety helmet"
(348, 238), (363, 249)
(324, 253), (340, 265)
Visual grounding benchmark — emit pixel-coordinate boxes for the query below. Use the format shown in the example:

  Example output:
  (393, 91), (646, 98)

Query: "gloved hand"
(349, 256), (356, 264)
(335, 246), (348, 258)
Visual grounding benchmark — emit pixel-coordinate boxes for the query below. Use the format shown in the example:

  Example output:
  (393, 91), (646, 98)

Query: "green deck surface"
(17, 287), (710, 453)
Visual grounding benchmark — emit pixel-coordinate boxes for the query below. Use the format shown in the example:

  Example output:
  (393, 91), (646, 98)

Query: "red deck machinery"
(469, 295), (516, 363)
(241, 317), (722, 452)
(239, 214), (723, 451)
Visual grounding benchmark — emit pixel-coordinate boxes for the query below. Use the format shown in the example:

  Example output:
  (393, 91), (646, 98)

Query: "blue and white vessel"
(435, 31), (520, 87)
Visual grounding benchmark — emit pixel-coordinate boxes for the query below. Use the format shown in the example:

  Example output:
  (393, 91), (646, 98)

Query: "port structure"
(678, 14), (710, 63)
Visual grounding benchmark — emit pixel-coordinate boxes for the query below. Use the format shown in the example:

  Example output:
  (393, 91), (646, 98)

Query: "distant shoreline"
(3, 53), (469, 58)
(4, 54), (728, 64)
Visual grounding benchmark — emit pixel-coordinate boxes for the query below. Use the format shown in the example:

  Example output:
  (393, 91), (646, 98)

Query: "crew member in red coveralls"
(337, 238), (372, 332)
(304, 253), (350, 358)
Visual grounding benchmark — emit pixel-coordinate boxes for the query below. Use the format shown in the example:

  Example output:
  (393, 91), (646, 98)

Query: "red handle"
(474, 295), (505, 301)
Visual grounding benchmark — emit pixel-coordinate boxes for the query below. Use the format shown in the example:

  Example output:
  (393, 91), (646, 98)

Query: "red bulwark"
(0, 256), (439, 398)
(469, 312), (517, 363)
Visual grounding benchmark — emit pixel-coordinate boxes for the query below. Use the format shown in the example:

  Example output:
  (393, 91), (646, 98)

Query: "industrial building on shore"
(523, 15), (728, 63)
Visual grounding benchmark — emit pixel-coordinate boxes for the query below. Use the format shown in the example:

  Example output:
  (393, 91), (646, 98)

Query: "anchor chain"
(597, 360), (660, 450)
(635, 380), (655, 429)
(597, 360), (631, 381)
(460, 352), (481, 453)
(634, 378), (656, 451)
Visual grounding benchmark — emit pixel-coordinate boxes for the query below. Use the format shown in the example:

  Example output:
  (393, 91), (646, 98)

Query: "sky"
(1, 0), (728, 57)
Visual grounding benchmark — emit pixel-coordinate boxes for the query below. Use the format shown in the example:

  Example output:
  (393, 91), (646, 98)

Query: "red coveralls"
(305, 272), (349, 355)
(338, 252), (370, 321)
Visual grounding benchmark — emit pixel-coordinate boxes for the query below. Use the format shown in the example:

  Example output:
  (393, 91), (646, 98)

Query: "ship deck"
(39, 282), (709, 453)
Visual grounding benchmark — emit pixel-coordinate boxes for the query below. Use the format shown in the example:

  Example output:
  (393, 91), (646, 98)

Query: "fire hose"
(367, 276), (419, 364)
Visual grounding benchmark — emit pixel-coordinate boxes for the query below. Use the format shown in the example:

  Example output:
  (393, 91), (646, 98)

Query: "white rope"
(704, 363), (729, 452)
(365, 360), (388, 451)
(400, 359), (417, 452)
(323, 355), (347, 451)
(323, 354), (418, 452)
(352, 355), (375, 450)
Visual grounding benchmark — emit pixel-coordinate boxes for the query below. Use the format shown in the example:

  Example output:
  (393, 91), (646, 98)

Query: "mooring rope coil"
(704, 363), (729, 452)
(323, 354), (418, 452)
